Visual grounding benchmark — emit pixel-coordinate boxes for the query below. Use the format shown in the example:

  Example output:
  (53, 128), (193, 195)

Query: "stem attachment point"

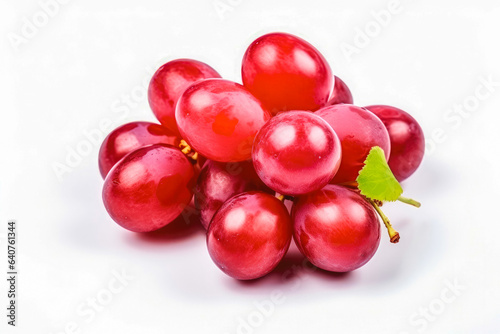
(368, 198), (400, 244)
(179, 140), (200, 163)
(179, 139), (192, 155)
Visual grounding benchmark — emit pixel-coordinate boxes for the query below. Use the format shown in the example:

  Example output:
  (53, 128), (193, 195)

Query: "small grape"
(326, 76), (353, 105)
(365, 105), (425, 181)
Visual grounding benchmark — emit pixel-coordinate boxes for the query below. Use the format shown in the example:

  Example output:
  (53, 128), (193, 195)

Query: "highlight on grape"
(98, 31), (425, 281)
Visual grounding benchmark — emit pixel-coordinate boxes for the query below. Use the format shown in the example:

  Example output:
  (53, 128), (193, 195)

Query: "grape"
(148, 59), (221, 136)
(242, 32), (332, 114)
(315, 104), (391, 184)
(252, 111), (342, 195)
(195, 160), (270, 229)
(365, 105), (425, 182)
(207, 191), (292, 280)
(176, 79), (270, 162)
(98, 121), (179, 179)
(140, 198), (202, 239)
(292, 185), (381, 272)
(102, 144), (195, 232)
(327, 76), (353, 105)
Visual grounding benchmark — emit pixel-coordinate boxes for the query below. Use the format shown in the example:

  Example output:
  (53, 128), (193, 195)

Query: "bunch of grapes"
(99, 32), (425, 280)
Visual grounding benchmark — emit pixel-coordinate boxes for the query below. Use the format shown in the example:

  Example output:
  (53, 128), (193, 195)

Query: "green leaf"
(356, 146), (403, 202)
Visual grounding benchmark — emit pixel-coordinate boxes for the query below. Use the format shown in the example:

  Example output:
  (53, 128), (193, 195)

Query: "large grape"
(292, 185), (381, 272)
(242, 32), (332, 114)
(176, 79), (270, 162)
(207, 191), (292, 280)
(252, 111), (342, 195)
(102, 144), (195, 232)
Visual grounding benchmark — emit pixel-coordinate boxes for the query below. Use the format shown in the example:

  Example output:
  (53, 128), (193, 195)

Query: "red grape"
(148, 59), (221, 136)
(292, 185), (381, 272)
(102, 144), (195, 232)
(98, 121), (179, 179)
(252, 111), (342, 195)
(242, 32), (333, 114)
(207, 191), (292, 280)
(195, 160), (270, 229)
(365, 105), (425, 181)
(327, 76), (353, 105)
(176, 79), (270, 162)
(315, 104), (391, 184)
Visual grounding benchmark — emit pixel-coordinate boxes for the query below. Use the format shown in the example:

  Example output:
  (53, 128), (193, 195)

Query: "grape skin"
(207, 191), (292, 280)
(327, 75), (353, 105)
(195, 160), (270, 229)
(148, 59), (221, 136)
(365, 105), (425, 182)
(315, 104), (391, 184)
(292, 185), (381, 272)
(98, 121), (179, 179)
(102, 144), (195, 232)
(252, 111), (342, 195)
(242, 32), (333, 114)
(176, 79), (271, 162)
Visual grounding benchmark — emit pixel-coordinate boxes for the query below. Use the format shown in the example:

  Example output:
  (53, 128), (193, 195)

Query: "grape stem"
(179, 139), (192, 155)
(368, 198), (400, 244)
(190, 151), (199, 162)
(397, 196), (421, 208)
(276, 194), (295, 202)
(179, 140), (199, 162)
(338, 181), (358, 189)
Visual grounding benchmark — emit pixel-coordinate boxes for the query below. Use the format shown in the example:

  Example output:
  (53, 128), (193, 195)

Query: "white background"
(1, 0), (500, 333)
